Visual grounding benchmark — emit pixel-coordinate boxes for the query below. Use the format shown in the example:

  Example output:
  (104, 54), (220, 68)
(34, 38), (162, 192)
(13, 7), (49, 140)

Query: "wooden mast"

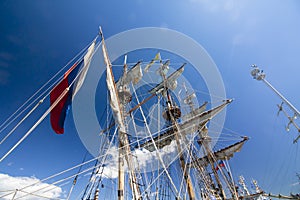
(100, 28), (141, 200)
(120, 55), (142, 200)
(162, 67), (196, 200)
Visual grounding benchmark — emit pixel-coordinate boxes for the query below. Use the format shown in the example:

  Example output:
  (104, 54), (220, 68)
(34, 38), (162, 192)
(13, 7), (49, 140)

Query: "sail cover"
(50, 41), (95, 134)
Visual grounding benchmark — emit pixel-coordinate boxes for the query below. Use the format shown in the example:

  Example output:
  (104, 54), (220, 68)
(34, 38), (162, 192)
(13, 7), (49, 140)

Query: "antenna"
(251, 65), (300, 143)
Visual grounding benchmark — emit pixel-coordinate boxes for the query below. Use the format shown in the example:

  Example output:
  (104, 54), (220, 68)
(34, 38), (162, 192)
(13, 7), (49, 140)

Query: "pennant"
(144, 52), (161, 72)
(50, 42), (95, 134)
(154, 52), (161, 60)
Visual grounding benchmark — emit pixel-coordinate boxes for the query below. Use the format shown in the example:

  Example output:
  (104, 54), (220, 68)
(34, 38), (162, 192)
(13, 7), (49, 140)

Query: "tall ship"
(0, 28), (295, 199)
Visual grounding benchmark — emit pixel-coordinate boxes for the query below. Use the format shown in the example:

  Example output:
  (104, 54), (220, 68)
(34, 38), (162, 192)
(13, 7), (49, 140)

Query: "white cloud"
(0, 173), (62, 200)
(99, 140), (179, 179)
(102, 146), (119, 179)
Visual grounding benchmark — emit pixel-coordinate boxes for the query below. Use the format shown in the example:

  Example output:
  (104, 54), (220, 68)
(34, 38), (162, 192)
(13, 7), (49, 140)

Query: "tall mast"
(119, 56), (142, 200)
(100, 28), (141, 200)
(160, 63), (196, 200)
(250, 65), (300, 143)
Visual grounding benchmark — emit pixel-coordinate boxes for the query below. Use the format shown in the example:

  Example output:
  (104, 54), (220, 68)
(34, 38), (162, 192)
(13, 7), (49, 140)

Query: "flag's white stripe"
(73, 41), (96, 96)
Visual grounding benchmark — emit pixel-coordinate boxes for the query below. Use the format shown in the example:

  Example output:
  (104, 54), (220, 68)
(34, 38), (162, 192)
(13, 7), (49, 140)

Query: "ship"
(0, 28), (292, 200)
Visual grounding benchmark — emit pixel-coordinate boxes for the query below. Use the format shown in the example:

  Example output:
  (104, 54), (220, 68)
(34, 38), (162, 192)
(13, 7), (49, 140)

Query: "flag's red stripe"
(50, 78), (69, 134)
(50, 62), (80, 134)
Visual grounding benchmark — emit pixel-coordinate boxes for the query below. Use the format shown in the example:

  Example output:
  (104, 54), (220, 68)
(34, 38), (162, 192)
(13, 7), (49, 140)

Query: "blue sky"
(0, 0), (300, 198)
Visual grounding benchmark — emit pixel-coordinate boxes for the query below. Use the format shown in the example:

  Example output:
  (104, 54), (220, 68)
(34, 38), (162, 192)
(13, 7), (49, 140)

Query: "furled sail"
(101, 33), (125, 132)
(181, 101), (207, 122)
(180, 99), (232, 136)
(140, 99), (232, 151)
(156, 60), (170, 76)
(189, 136), (249, 167)
(149, 64), (185, 94)
(116, 61), (143, 87)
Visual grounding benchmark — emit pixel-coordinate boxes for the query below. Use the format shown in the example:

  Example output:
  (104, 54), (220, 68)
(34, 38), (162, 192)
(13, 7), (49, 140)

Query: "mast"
(159, 63), (196, 200)
(250, 65), (300, 143)
(100, 28), (141, 200)
(118, 61), (142, 200)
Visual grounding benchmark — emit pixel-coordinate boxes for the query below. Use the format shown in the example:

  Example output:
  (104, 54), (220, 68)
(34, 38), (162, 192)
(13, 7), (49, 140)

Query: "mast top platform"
(251, 64), (265, 80)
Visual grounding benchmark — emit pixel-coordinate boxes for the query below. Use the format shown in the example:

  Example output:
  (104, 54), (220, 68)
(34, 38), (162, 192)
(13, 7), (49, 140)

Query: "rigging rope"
(130, 104), (151, 199)
(14, 159), (108, 200)
(131, 84), (179, 196)
(0, 114), (223, 199)
(0, 99), (44, 145)
(0, 88), (69, 163)
(81, 127), (118, 200)
(66, 151), (89, 200)
(140, 137), (194, 199)
(12, 188), (64, 200)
